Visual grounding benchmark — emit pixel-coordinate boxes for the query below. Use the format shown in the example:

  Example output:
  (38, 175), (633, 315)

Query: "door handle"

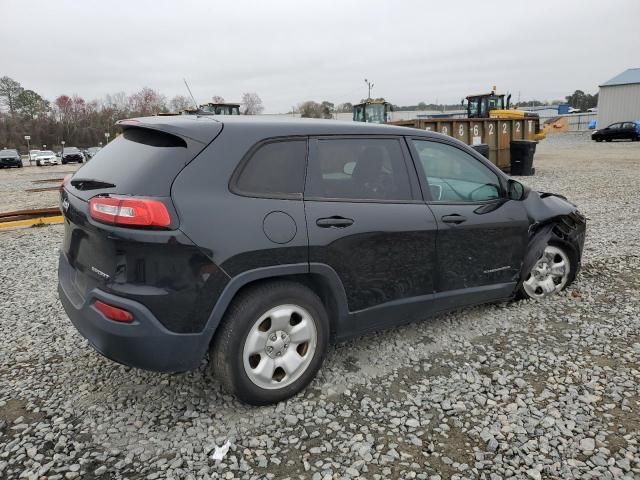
(441, 214), (467, 224)
(316, 216), (354, 228)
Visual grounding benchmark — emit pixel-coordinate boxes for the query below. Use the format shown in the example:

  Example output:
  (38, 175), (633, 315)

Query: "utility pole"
(364, 78), (374, 100)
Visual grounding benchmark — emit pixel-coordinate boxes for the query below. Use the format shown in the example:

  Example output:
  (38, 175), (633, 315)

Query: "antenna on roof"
(183, 79), (198, 109)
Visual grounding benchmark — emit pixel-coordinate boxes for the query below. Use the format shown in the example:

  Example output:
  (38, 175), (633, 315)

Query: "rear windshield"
(69, 127), (200, 198)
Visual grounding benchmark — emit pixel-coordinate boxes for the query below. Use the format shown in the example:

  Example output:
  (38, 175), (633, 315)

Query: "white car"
(29, 150), (41, 162)
(35, 150), (59, 166)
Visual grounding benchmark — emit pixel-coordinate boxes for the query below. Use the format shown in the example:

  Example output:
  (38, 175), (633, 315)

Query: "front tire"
(210, 281), (329, 405)
(519, 243), (575, 300)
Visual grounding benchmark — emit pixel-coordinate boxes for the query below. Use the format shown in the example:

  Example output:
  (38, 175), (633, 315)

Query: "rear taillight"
(95, 300), (134, 323)
(89, 196), (171, 228)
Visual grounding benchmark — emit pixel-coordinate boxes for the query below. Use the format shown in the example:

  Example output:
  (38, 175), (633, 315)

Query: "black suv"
(61, 147), (85, 164)
(0, 149), (23, 168)
(58, 116), (586, 404)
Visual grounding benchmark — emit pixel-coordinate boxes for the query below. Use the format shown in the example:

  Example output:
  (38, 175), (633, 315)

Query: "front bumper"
(0, 159), (21, 167)
(58, 253), (208, 372)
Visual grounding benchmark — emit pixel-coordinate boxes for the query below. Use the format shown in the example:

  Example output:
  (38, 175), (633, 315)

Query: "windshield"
(64, 147), (80, 153)
(38, 150), (54, 156)
(0, 150), (18, 155)
(365, 104), (386, 124)
(487, 95), (504, 110)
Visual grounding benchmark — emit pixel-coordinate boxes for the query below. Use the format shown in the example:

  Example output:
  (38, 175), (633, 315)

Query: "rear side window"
(306, 138), (412, 201)
(234, 140), (307, 197)
(70, 127), (197, 197)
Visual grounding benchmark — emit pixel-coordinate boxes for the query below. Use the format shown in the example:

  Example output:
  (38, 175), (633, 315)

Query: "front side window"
(235, 140), (307, 197)
(411, 140), (501, 203)
(307, 138), (412, 201)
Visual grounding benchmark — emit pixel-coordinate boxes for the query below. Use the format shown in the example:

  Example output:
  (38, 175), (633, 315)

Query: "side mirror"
(507, 179), (527, 201)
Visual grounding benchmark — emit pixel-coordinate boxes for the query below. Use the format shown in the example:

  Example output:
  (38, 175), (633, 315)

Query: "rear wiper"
(70, 178), (116, 190)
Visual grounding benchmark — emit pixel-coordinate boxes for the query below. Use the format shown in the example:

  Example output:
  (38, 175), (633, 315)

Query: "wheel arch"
(201, 263), (349, 353)
(520, 214), (584, 290)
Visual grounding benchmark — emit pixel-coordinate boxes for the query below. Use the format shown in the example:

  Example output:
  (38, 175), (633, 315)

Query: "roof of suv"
(118, 115), (439, 144)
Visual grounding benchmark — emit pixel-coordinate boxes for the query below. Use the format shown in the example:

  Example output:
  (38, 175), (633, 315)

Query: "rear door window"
(233, 140), (307, 198)
(306, 138), (412, 201)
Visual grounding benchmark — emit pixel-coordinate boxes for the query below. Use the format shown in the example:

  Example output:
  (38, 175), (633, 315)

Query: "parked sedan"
(591, 121), (640, 142)
(61, 147), (85, 164)
(58, 115), (586, 404)
(35, 150), (59, 166)
(0, 149), (23, 168)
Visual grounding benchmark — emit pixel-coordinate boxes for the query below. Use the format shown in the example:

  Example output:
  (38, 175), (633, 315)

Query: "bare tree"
(241, 92), (264, 115)
(0, 76), (24, 113)
(336, 102), (353, 113)
(211, 95), (225, 103)
(169, 94), (193, 112)
(129, 87), (167, 116)
(298, 101), (324, 118)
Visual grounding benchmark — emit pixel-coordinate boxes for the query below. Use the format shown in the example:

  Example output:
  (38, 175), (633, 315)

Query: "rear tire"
(594, 137), (602, 142)
(36, 161), (41, 167)
(210, 280), (329, 405)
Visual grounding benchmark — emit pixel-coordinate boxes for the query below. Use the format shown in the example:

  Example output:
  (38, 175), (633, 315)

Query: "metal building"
(597, 68), (640, 128)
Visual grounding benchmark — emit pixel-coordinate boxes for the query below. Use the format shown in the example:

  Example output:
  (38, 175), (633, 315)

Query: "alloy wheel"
(242, 304), (317, 390)
(522, 245), (571, 299)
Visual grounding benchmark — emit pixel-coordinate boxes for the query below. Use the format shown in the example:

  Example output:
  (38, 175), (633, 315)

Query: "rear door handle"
(316, 216), (354, 228)
(441, 214), (467, 224)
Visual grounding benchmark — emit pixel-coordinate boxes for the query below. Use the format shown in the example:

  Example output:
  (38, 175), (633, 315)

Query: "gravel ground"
(0, 164), (81, 214)
(1, 134), (639, 480)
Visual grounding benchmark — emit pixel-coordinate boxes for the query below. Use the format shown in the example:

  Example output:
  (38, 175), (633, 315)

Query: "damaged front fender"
(516, 191), (587, 294)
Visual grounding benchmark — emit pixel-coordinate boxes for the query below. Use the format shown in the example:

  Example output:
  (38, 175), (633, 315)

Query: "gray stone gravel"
(1, 134), (639, 479)
(0, 163), (81, 214)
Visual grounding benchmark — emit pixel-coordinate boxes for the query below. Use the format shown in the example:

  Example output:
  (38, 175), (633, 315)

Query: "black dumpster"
(510, 140), (537, 176)
(471, 143), (490, 159)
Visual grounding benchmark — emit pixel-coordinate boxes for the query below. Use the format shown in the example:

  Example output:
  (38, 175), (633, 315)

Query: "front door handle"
(441, 214), (467, 224)
(316, 216), (354, 228)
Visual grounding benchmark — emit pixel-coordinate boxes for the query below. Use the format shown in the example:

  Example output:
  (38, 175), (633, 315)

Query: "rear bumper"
(58, 253), (208, 372)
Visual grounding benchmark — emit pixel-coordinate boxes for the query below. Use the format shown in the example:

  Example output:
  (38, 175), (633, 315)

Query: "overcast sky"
(2, 0), (638, 112)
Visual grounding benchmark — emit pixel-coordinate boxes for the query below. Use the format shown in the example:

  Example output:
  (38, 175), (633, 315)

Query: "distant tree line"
(0, 76), (263, 150)
(1, 74), (599, 149)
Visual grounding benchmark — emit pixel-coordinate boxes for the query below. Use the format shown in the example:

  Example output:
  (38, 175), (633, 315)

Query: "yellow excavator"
(463, 89), (545, 140)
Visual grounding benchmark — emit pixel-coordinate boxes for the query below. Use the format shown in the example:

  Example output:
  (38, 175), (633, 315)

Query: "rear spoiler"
(116, 116), (223, 145)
